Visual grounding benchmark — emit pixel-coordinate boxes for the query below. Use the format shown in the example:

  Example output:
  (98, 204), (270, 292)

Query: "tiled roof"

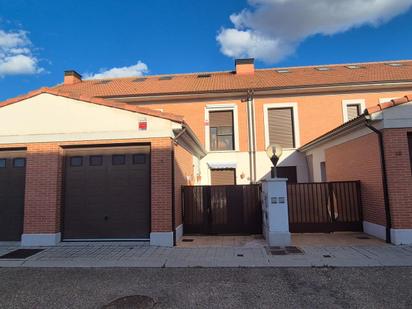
(53, 60), (412, 98)
(366, 94), (412, 114)
(300, 94), (412, 150)
(0, 87), (185, 123)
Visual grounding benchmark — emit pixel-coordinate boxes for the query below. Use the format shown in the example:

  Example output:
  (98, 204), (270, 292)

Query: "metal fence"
(182, 185), (262, 235)
(287, 181), (363, 233)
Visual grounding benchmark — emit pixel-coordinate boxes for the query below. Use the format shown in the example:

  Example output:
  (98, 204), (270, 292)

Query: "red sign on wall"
(138, 118), (147, 131)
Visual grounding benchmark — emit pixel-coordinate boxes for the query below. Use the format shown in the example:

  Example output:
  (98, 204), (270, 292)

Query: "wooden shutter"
(209, 111), (233, 127)
(211, 169), (236, 185)
(268, 108), (295, 148)
(347, 104), (360, 121)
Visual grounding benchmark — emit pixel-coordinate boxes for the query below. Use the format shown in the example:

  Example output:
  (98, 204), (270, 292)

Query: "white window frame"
(205, 104), (239, 152)
(263, 102), (300, 149)
(342, 99), (365, 122)
(379, 97), (400, 104)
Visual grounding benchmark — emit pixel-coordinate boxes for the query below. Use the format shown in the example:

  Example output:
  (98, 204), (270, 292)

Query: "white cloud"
(84, 61), (149, 79)
(0, 29), (42, 76)
(217, 0), (412, 63)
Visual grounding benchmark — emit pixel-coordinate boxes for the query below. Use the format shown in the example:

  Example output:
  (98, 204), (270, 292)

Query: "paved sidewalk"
(0, 241), (411, 268)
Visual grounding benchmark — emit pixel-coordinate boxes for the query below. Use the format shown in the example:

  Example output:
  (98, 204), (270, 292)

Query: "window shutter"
(211, 169), (236, 185)
(268, 108), (295, 148)
(209, 111), (233, 127)
(347, 104), (360, 121)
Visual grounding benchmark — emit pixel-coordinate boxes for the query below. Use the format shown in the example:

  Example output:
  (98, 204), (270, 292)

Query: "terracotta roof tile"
(53, 60), (412, 98)
(0, 88), (185, 123)
(365, 94), (412, 114)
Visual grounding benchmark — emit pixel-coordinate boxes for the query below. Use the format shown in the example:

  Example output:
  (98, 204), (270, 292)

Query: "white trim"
(263, 102), (300, 149)
(207, 162), (237, 169)
(175, 224), (183, 241)
(391, 229), (412, 245)
(205, 104), (239, 152)
(363, 221), (386, 241)
(21, 233), (61, 246)
(150, 232), (174, 247)
(342, 99), (366, 122)
(379, 97), (400, 104)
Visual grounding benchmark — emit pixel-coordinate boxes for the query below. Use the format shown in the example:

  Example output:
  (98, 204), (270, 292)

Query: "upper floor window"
(267, 107), (295, 148)
(346, 104), (361, 121)
(342, 99), (365, 122)
(209, 110), (234, 151)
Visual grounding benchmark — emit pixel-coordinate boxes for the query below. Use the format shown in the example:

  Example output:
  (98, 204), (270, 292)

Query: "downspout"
(171, 127), (187, 246)
(245, 90), (257, 183)
(365, 121), (392, 244)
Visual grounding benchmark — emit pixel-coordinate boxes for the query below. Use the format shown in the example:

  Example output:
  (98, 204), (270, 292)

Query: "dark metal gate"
(182, 185), (262, 235)
(287, 181), (362, 233)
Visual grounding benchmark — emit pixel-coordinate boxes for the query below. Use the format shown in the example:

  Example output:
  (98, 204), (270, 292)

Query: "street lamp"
(265, 144), (283, 178)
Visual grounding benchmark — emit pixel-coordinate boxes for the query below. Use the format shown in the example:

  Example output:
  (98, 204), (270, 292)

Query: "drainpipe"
(245, 90), (257, 183)
(365, 121), (392, 244)
(171, 128), (187, 246)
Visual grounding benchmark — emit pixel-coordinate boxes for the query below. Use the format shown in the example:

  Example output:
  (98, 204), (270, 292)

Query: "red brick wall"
(150, 138), (173, 232)
(325, 133), (386, 226)
(174, 143), (194, 228)
(0, 137), (175, 235)
(383, 128), (412, 229)
(23, 143), (63, 234)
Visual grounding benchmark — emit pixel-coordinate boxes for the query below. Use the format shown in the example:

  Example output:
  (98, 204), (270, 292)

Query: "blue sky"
(0, 0), (412, 100)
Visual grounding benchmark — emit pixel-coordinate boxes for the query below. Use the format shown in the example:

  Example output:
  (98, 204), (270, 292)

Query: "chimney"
(235, 58), (255, 75)
(64, 70), (82, 85)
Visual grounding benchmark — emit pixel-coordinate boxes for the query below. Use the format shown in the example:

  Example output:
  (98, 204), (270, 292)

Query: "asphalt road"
(0, 267), (411, 309)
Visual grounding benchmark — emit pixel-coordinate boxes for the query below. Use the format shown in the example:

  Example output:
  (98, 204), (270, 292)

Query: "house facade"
(0, 59), (412, 246)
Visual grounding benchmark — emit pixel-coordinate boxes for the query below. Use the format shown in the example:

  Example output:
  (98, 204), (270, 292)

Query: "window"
(70, 156), (83, 167)
(320, 162), (327, 182)
(346, 104), (361, 121)
(13, 158), (25, 168)
(133, 154), (146, 164)
(209, 110), (234, 151)
(0, 159), (6, 168)
(267, 107), (295, 148)
(277, 166), (297, 184)
(112, 154), (126, 165)
(342, 100), (365, 122)
(89, 155), (103, 166)
(210, 169), (236, 185)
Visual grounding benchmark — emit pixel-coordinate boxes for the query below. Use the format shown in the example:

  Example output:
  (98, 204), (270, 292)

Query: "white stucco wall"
(0, 93), (177, 144)
(199, 149), (308, 185)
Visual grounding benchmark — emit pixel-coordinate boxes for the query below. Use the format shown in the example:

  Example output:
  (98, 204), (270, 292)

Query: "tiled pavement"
(0, 234), (411, 268)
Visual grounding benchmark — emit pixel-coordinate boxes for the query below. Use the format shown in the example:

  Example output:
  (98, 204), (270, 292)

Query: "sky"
(0, 0), (412, 100)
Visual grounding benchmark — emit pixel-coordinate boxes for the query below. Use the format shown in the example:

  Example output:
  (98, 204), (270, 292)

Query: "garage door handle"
(104, 216), (109, 221)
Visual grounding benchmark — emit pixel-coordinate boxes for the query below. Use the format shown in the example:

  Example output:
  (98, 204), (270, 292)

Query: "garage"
(0, 150), (26, 241)
(63, 145), (151, 240)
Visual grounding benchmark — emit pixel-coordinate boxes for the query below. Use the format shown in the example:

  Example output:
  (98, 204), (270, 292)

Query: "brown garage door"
(63, 145), (150, 240)
(0, 150), (26, 241)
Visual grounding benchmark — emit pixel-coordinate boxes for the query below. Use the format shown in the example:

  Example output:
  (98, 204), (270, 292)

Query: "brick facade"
(1, 137), (176, 237)
(173, 143), (194, 228)
(325, 133), (386, 226)
(383, 128), (412, 229)
(23, 143), (63, 234)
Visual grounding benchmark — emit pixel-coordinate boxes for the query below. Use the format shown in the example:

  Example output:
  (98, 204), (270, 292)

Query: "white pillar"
(261, 178), (291, 246)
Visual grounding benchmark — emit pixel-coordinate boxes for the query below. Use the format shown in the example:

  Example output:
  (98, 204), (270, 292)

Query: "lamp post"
(265, 144), (283, 178)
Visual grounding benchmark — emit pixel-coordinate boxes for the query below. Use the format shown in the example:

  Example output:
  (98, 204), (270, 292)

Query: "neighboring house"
(301, 96), (412, 245)
(0, 59), (411, 246)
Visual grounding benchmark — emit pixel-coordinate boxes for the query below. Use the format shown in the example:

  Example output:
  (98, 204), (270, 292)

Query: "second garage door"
(63, 145), (150, 240)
